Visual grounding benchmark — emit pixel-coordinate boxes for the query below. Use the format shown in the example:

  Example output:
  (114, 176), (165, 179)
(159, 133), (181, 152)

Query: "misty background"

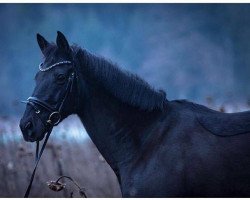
(1, 4), (250, 197)
(1, 3), (250, 116)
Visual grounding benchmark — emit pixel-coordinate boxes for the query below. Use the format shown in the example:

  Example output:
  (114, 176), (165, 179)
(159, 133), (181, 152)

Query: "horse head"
(19, 31), (78, 142)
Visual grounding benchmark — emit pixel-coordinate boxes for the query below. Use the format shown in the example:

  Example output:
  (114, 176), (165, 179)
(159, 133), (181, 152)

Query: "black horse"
(20, 31), (250, 197)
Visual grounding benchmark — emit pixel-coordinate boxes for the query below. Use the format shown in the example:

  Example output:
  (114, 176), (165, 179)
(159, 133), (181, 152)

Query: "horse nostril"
(25, 121), (32, 130)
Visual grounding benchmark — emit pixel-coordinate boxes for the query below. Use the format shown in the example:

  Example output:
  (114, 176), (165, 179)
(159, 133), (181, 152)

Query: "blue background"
(1, 4), (250, 115)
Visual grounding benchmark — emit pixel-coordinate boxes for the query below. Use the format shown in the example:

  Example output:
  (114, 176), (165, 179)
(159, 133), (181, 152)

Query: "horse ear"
(37, 33), (49, 54)
(56, 31), (70, 52)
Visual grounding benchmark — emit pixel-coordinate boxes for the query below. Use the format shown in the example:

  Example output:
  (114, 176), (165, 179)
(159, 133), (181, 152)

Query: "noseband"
(22, 60), (78, 197)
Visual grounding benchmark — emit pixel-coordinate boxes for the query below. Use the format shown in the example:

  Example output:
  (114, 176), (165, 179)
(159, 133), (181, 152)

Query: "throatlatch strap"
(24, 130), (52, 198)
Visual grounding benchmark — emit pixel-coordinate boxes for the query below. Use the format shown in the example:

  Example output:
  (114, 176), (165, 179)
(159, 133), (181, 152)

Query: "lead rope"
(24, 129), (52, 197)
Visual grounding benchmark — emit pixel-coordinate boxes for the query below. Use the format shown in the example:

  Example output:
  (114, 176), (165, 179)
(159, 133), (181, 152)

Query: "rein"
(24, 129), (52, 197)
(22, 60), (78, 197)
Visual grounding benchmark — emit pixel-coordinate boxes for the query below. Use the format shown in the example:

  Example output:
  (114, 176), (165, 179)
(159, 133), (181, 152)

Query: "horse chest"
(119, 152), (187, 197)
(120, 171), (166, 197)
(120, 167), (183, 197)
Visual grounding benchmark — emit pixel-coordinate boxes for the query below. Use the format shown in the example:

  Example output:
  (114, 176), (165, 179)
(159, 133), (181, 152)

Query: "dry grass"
(0, 115), (121, 197)
(0, 100), (249, 197)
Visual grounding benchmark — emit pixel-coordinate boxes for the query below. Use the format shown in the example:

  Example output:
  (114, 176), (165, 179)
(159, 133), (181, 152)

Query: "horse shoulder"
(120, 101), (199, 196)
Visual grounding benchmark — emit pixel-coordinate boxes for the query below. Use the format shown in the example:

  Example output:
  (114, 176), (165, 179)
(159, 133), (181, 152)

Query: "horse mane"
(72, 46), (167, 111)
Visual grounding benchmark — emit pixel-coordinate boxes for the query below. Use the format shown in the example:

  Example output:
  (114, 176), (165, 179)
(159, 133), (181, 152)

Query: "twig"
(47, 175), (87, 198)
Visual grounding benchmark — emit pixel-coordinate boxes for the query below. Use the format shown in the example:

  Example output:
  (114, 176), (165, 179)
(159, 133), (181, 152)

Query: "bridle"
(22, 60), (78, 197)
(23, 60), (77, 127)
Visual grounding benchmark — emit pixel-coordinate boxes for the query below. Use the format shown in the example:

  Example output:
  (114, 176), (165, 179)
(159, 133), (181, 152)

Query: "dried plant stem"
(55, 175), (87, 198)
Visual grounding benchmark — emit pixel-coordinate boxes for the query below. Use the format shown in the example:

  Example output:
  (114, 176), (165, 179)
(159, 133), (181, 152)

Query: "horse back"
(189, 101), (250, 136)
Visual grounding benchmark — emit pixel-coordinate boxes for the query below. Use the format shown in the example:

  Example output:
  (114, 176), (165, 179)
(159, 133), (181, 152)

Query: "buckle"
(47, 111), (61, 125)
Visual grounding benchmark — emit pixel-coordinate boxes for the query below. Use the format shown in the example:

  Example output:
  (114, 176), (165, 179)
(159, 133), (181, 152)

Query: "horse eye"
(56, 74), (66, 83)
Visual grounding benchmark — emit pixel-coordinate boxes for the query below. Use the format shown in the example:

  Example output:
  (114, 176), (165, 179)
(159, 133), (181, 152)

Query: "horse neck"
(78, 85), (160, 169)
(75, 68), (162, 172)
